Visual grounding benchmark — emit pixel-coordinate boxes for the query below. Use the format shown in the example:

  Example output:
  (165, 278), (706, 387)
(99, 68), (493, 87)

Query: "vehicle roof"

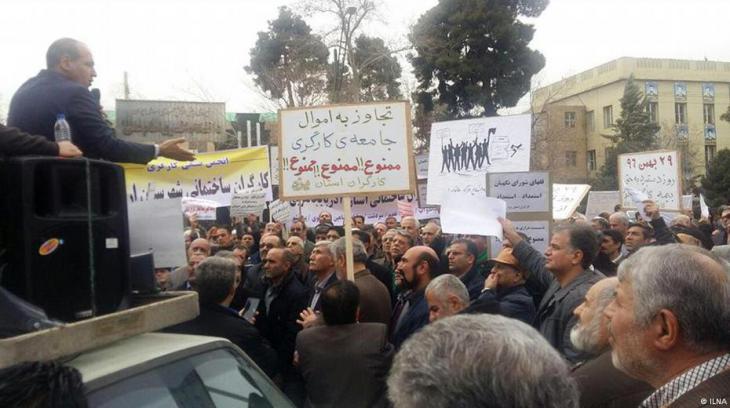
(65, 332), (226, 384)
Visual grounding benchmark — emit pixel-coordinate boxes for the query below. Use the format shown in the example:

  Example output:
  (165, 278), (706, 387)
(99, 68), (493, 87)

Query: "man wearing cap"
(463, 247), (535, 325)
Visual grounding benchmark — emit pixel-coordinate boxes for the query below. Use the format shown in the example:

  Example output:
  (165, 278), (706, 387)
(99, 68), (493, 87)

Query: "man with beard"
(570, 277), (652, 408)
(389, 246), (437, 348)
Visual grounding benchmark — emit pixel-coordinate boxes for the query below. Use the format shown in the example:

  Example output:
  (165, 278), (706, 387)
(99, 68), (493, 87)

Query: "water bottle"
(54, 113), (71, 142)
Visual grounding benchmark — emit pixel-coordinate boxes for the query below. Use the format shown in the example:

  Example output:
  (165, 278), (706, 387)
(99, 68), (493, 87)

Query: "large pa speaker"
(0, 157), (130, 322)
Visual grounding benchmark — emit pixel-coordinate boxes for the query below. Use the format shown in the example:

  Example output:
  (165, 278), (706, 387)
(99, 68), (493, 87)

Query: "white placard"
(128, 198), (186, 269)
(230, 188), (267, 219)
(553, 184), (591, 220)
(181, 197), (219, 220)
(279, 102), (414, 199)
(700, 194), (710, 218)
(488, 172), (549, 213)
(270, 145), (280, 185)
(625, 187), (651, 221)
(619, 150), (681, 210)
(269, 199), (291, 223)
(682, 194), (693, 210)
(415, 153), (429, 179)
(415, 206), (440, 220)
(585, 191), (621, 219)
(289, 195), (419, 226)
(441, 194), (506, 239)
(417, 182), (431, 208)
(490, 220), (551, 257)
(427, 114), (531, 205)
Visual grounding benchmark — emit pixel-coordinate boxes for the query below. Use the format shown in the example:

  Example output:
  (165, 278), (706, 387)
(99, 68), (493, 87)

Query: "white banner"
(441, 194), (506, 239)
(279, 102), (414, 199)
(427, 114), (531, 205)
(181, 197), (219, 220)
(553, 184), (591, 220)
(488, 172), (549, 213)
(619, 150), (681, 210)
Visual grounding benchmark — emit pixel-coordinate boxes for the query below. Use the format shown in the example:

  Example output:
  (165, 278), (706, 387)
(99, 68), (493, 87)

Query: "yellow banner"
(121, 146), (272, 206)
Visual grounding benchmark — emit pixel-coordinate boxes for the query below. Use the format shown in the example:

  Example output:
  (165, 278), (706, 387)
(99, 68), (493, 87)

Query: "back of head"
(388, 314), (578, 408)
(194, 257), (236, 304)
(330, 236), (368, 263)
(47, 38), (82, 68)
(320, 280), (360, 326)
(619, 244), (730, 353)
(0, 361), (88, 407)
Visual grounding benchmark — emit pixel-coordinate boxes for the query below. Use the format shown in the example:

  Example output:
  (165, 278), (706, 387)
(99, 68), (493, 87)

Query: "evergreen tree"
(593, 75), (660, 190)
(409, 0), (547, 118)
(701, 148), (730, 208)
(246, 7), (329, 107)
(351, 35), (402, 102)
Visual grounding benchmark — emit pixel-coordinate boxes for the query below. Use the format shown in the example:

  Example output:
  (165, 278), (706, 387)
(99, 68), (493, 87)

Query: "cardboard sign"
(619, 150), (681, 210)
(230, 187), (267, 219)
(553, 184), (591, 220)
(488, 172), (550, 213)
(585, 191), (621, 219)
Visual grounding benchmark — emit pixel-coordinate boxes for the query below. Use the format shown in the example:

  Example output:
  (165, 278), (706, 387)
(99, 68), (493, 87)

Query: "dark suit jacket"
(460, 265), (485, 301)
(255, 272), (309, 375)
(296, 323), (393, 408)
(163, 303), (279, 378)
(354, 269), (392, 325)
(0, 124), (58, 156)
(464, 285), (536, 325)
(8, 70), (155, 164)
(572, 350), (652, 408)
(670, 368), (730, 408)
(306, 272), (338, 311)
(390, 289), (429, 349)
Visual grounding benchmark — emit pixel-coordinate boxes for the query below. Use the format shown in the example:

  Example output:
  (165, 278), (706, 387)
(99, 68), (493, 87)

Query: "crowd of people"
(146, 201), (729, 407)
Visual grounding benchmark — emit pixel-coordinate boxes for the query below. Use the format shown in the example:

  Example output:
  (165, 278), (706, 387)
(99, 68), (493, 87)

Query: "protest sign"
(490, 220), (551, 258)
(288, 194), (421, 226)
(415, 206), (440, 220)
(700, 194), (710, 218)
(122, 147), (272, 207)
(415, 153), (429, 180)
(278, 102), (415, 199)
(625, 187), (651, 221)
(270, 145), (279, 185)
(487, 172), (550, 213)
(269, 199), (292, 223)
(230, 187), (267, 219)
(441, 194), (506, 239)
(682, 194), (693, 210)
(426, 114), (531, 205)
(585, 191), (620, 219)
(553, 184), (591, 220)
(181, 197), (219, 220)
(619, 150), (681, 210)
(128, 198), (186, 269)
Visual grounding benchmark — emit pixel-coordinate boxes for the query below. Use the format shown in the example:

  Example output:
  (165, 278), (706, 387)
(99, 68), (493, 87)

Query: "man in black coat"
(164, 257), (279, 379)
(8, 38), (194, 164)
(0, 124), (82, 157)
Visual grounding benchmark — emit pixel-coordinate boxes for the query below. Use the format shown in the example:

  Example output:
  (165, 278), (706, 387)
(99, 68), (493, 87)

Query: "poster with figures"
(619, 150), (682, 211)
(426, 114), (531, 205)
(278, 101), (415, 199)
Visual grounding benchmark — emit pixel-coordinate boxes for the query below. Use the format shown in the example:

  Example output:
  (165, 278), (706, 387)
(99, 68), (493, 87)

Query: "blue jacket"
(460, 265), (485, 301)
(465, 285), (536, 325)
(389, 289), (429, 349)
(8, 70), (155, 164)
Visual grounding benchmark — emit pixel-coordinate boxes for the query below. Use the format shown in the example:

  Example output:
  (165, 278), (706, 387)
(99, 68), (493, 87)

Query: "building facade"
(531, 57), (730, 184)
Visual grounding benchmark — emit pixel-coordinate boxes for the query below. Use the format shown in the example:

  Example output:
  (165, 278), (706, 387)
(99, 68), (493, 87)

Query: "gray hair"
(388, 314), (579, 408)
(570, 278), (618, 354)
(618, 244), (730, 353)
(425, 274), (469, 306)
(46, 38), (82, 68)
(194, 257), (236, 304)
(213, 250), (236, 262)
(609, 212), (630, 227)
(401, 216), (420, 227)
(392, 229), (415, 247)
(329, 237), (368, 264)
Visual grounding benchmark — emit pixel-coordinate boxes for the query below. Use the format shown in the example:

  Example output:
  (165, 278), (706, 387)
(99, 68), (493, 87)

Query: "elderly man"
(390, 246), (438, 348)
(400, 216), (420, 244)
(390, 229), (415, 267)
(318, 211), (333, 225)
(170, 238), (210, 290)
(605, 244), (730, 407)
(296, 281), (393, 408)
(424, 274), (470, 322)
(388, 314), (579, 408)
(608, 212), (630, 237)
(569, 277), (652, 408)
(445, 239), (483, 301)
(306, 241), (339, 311)
(165, 257), (278, 378)
(501, 218), (604, 363)
(463, 247), (535, 324)
(385, 216), (398, 230)
(331, 238), (391, 325)
(8, 38), (193, 164)
(290, 219), (315, 261)
(232, 234), (285, 310)
(286, 236), (309, 284)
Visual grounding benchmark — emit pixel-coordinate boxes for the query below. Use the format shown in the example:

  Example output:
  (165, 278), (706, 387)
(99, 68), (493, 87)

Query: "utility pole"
(123, 71), (130, 99)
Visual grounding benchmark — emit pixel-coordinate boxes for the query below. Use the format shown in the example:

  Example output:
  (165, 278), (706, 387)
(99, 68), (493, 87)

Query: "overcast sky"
(2, 0), (729, 118)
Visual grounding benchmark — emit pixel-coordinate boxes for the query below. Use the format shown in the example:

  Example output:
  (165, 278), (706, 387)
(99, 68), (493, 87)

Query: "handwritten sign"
(181, 197), (219, 220)
(122, 147), (272, 207)
(487, 172), (549, 213)
(426, 114), (531, 205)
(415, 206), (440, 220)
(585, 191), (621, 219)
(287, 195), (420, 226)
(116, 100), (227, 144)
(279, 102), (414, 199)
(230, 187), (267, 219)
(441, 194), (507, 239)
(553, 184), (591, 220)
(490, 220), (550, 257)
(415, 153), (429, 179)
(269, 199), (292, 223)
(619, 150), (681, 210)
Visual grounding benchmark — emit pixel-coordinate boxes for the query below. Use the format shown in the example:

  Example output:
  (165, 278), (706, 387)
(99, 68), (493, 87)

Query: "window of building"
(564, 112), (576, 128)
(704, 104), (715, 125)
(565, 151), (577, 167)
(705, 145), (717, 166)
(587, 150), (597, 171)
(603, 105), (613, 128)
(586, 111), (595, 132)
(675, 103), (687, 124)
(605, 146), (615, 163)
(647, 102), (658, 123)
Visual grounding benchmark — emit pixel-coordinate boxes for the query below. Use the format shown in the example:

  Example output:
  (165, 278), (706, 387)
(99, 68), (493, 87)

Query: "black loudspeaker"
(0, 157), (130, 322)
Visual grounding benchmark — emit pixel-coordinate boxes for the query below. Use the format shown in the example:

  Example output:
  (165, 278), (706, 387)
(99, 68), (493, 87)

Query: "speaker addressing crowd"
(2, 36), (730, 408)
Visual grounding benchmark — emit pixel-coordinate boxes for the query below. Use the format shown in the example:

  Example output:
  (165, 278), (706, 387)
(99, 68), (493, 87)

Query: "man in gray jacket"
(500, 218), (604, 363)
